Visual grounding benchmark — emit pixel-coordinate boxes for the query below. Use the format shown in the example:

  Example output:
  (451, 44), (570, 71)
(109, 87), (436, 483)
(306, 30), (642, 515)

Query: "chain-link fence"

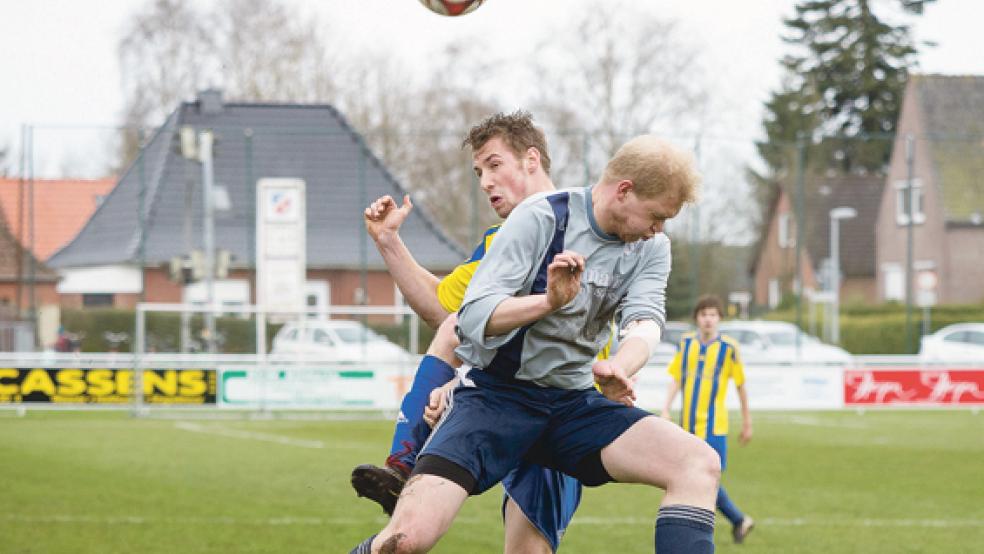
(4, 117), (983, 354)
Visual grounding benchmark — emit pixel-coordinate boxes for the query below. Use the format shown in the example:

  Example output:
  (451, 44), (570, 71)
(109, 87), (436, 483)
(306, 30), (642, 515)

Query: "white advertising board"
(631, 362), (844, 411)
(219, 362), (415, 410)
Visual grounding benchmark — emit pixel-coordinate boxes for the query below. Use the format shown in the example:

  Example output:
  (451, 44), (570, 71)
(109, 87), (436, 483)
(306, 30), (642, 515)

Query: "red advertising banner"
(845, 369), (984, 406)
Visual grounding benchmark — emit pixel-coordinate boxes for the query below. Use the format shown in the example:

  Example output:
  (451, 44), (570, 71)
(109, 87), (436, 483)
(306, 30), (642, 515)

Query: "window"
(943, 331), (967, 343)
(777, 213), (794, 248)
(312, 329), (334, 346)
(894, 179), (925, 225)
(966, 331), (984, 346)
(730, 331), (763, 348)
(768, 279), (780, 309)
(882, 264), (904, 301)
(82, 293), (114, 307)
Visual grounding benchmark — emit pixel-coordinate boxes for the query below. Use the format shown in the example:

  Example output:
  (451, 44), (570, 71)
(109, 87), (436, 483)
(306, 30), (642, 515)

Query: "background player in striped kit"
(661, 294), (755, 544)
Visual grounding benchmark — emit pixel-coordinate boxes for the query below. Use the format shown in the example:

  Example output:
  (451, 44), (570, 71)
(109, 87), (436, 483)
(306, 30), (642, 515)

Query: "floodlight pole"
(794, 135), (806, 356)
(829, 206), (857, 344)
(904, 134), (915, 353)
(200, 130), (217, 353)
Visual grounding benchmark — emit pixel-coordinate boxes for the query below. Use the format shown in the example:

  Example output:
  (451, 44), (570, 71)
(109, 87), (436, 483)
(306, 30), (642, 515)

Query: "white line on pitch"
(173, 421), (326, 449)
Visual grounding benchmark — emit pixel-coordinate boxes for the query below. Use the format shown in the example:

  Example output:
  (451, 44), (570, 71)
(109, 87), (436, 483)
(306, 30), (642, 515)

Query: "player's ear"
(616, 180), (634, 200)
(524, 147), (541, 174)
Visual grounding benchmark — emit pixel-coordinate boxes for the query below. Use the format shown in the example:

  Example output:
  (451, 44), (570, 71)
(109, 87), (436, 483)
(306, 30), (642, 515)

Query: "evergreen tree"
(755, 0), (933, 187)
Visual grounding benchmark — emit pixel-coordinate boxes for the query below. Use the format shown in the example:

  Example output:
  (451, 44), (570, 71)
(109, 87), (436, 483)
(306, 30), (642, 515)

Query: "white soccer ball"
(418, 0), (485, 17)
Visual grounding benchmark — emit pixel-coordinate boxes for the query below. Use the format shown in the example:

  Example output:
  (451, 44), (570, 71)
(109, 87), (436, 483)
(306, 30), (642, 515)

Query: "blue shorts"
(502, 462), (581, 552)
(420, 369), (651, 493)
(705, 434), (728, 471)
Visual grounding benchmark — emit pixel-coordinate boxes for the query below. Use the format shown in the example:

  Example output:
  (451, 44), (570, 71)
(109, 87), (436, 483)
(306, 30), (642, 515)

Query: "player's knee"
(689, 440), (721, 492)
(376, 530), (424, 554)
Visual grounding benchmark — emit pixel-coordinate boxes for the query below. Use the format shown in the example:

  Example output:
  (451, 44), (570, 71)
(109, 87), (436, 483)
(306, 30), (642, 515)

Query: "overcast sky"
(1, 0), (980, 180)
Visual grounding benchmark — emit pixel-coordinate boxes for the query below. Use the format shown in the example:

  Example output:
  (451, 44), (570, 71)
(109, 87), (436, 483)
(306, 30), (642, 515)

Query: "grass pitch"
(1, 409), (982, 553)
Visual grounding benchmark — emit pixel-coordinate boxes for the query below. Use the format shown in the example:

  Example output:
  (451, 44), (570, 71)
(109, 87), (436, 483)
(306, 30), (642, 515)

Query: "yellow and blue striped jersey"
(667, 332), (745, 438)
(436, 224), (612, 361)
(437, 225), (501, 313)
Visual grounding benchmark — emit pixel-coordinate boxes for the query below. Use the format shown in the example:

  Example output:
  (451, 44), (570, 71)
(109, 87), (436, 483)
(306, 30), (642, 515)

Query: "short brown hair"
(462, 111), (551, 175)
(692, 294), (724, 320)
(603, 135), (700, 205)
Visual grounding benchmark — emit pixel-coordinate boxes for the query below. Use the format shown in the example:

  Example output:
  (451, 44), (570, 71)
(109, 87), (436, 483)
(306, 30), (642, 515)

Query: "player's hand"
(423, 380), (456, 427)
(660, 409), (671, 420)
(593, 360), (636, 407)
(364, 194), (413, 242)
(546, 250), (584, 310)
(739, 423), (753, 446)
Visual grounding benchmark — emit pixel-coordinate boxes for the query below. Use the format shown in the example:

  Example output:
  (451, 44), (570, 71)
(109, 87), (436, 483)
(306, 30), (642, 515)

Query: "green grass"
(1, 410), (982, 553)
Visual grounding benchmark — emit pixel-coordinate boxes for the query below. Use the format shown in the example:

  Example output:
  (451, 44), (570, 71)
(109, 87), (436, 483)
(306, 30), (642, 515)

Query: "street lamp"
(829, 206), (857, 344)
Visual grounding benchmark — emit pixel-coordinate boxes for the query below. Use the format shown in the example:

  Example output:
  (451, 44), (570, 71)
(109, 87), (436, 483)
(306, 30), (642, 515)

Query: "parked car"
(271, 320), (412, 362)
(919, 323), (984, 363)
(611, 321), (693, 361)
(718, 320), (852, 365)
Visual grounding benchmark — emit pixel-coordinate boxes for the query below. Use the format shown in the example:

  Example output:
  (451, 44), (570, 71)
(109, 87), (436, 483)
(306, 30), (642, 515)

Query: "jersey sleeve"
(456, 199), (552, 351)
(667, 347), (683, 380)
(729, 341), (746, 387)
(436, 226), (499, 313)
(618, 235), (670, 331)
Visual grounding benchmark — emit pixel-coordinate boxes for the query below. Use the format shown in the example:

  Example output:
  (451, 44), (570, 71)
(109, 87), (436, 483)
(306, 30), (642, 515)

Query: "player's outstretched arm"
(483, 250), (584, 336)
(364, 194), (447, 328)
(661, 380), (680, 420)
(737, 383), (753, 445)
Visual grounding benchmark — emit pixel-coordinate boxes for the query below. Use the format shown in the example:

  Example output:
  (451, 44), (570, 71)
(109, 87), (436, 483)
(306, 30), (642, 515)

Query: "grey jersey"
(455, 187), (670, 389)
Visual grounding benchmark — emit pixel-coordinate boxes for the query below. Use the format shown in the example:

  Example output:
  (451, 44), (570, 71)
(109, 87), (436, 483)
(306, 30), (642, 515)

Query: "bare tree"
(531, 2), (708, 184)
(115, 0), (337, 169)
(116, 0), (213, 167)
(209, 0), (336, 102)
(336, 40), (504, 248)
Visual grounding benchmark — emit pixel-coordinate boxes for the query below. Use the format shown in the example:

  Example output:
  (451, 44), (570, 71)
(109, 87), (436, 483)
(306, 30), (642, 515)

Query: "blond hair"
(602, 135), (700, 205)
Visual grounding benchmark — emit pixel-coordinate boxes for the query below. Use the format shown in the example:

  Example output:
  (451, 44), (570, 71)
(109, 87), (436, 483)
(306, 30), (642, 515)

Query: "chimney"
(198, 89), (224, 115)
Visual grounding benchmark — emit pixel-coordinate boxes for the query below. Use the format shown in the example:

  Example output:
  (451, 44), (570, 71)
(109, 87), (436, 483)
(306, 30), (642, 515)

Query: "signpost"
(916, 269), (938, 337)
(256, 178), (306, 342)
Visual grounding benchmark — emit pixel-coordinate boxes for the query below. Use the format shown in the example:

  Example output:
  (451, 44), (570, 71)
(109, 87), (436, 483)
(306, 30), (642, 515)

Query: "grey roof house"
(49, 90), (467, 310)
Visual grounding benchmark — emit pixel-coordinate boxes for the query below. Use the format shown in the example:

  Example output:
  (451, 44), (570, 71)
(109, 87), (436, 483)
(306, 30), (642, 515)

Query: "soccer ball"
(418, 0), (485, 17)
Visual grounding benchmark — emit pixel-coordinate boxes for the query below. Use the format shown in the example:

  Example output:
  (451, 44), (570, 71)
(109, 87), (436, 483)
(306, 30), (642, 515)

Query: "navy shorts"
(420, 369), (651, 494)
(502, 462), (581, 552)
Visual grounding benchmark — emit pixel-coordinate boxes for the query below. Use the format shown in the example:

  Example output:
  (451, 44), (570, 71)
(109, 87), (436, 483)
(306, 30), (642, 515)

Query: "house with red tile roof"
(0, 178), (114, 317)
(0, 178), (116, 262)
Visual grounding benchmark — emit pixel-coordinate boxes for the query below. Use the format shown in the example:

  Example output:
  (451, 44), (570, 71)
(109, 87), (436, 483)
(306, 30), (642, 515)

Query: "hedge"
(59, 309), (435, 354)
(762, 303), (984, 354)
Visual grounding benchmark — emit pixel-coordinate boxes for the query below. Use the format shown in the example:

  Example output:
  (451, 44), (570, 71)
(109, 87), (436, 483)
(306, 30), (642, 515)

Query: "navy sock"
(716, 486), (744, 526)
(655, 505), (715, 554)
(389, 355), (455, 457)
(349, 534), (376, 554)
